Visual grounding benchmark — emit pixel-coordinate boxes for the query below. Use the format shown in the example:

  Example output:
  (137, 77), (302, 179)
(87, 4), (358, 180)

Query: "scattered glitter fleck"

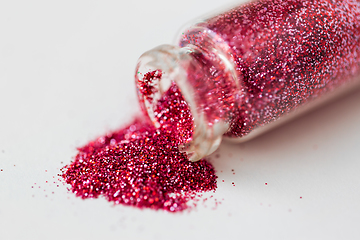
(0, 169), (3, 172)
(300, 196), (302, 199)
(265, 183), (268, 185)
(62, 85), (217, 212)
(63, 0), (360, 213)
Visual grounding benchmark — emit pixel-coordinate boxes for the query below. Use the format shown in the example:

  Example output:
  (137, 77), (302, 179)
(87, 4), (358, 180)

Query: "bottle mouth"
(135, 45), (188, 129)
(135, 44), (237, 161)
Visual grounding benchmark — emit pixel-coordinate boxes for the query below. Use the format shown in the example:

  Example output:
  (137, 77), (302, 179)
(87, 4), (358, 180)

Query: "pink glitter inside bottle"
(136, 0), (360, 161)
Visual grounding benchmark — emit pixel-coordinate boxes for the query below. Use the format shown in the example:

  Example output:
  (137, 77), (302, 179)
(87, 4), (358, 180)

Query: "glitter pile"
(63, 0), (360, 212)
(62, 84), (217, 212)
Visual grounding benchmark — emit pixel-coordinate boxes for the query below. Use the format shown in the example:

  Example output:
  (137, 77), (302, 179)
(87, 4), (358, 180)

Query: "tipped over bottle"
(135, 0), (360, 161)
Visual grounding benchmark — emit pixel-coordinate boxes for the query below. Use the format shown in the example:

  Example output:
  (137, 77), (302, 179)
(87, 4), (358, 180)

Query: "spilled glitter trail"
(62, 85), (217, 212)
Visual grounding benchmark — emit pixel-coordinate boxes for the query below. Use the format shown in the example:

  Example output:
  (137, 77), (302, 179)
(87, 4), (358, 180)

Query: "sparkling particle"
(64, 0), (360, 212)
(265, 183), (268, 185)
(180, 0), (360, 138)
(62, 85), (217, 212)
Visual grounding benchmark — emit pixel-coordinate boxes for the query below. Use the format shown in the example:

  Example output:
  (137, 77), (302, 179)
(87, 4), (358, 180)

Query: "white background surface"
(1, 0), (360, 239)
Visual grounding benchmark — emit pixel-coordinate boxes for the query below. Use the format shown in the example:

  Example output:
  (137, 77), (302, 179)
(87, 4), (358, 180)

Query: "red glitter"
(62, 85), (217, 212)
(265, 183), (268, 185)
(180, 0), (360, 138)
(137, 70), (162, 102)
(63, 0), (360, 212)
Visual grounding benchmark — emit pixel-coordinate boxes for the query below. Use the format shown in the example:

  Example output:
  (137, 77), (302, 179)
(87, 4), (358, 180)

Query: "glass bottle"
(135, 0), (360, 161)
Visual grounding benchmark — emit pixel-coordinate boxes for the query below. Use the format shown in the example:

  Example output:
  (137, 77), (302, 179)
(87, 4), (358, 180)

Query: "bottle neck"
(135, 30), (240, 161)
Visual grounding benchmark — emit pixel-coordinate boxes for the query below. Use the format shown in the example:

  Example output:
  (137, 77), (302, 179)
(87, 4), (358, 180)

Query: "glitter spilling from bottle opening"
(62, 84), (217, 212)
(62, 0), (360, 213)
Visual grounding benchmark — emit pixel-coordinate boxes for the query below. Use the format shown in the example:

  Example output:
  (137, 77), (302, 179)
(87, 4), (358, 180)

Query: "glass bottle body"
(136, 0), (360, 161)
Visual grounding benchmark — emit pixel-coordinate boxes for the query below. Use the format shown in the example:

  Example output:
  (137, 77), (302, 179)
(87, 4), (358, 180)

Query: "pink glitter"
(63, 0), (360, 212)
(62, 85), (217, 212)
(180, 0), (360, 138)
